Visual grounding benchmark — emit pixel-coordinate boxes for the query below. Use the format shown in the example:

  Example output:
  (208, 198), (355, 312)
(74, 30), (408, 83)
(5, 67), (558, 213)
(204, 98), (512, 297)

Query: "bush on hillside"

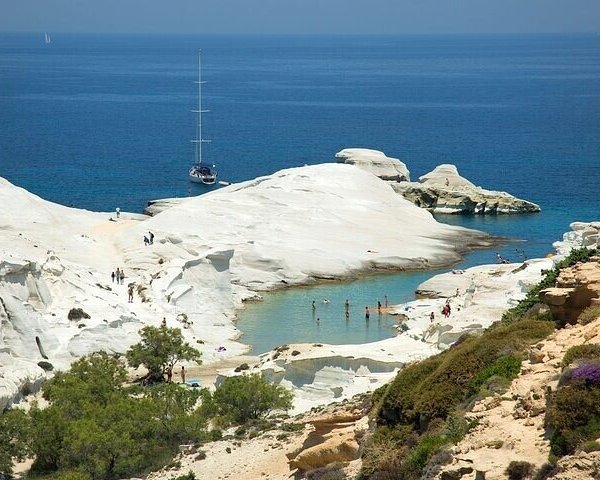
(363, 318), (554, 480)
(561, 344), (600, 368)
(546, 379), (600, 456)
(578, 305), (600, 326)
(206, 373), (293, 425)
(505, 460), (535, 480)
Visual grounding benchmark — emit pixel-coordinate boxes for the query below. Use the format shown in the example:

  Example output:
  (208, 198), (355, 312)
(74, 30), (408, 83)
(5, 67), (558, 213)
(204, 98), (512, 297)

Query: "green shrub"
(546, 381), (600, 456)
(403, 434), (448, 476)
(578, 305), (600, 326)
(561, 344), (600, 368)
(172, 471), (196, 480)
(505, 460), (535, 480)
(210, 374), (293, 425)
(0, 409), (30, 476)
(580, 440), (600, 452)
(468, 356), (522, 395)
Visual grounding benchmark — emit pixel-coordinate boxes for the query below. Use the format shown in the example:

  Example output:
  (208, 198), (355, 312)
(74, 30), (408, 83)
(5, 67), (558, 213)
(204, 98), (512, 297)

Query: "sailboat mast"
(196, 51), (202, 166)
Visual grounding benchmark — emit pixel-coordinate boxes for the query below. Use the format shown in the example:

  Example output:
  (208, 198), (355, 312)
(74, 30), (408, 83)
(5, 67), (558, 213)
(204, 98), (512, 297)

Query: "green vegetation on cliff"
(362, 247), (598, 479)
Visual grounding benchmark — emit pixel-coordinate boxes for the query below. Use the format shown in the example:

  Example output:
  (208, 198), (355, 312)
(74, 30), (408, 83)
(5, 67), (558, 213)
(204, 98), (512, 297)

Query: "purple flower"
(572, 364), (600, 385)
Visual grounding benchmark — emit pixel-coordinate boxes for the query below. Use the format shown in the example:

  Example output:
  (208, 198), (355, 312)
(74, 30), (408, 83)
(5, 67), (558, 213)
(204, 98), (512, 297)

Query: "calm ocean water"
(1, 34), (598, 352)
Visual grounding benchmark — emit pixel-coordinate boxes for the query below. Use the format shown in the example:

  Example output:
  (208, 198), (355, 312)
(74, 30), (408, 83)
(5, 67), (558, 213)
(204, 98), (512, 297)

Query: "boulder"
(335, 148), (410, 182)
(539, 260), (600, 326)
(393, 164), (541, 215)
(287, 412), (364, 471)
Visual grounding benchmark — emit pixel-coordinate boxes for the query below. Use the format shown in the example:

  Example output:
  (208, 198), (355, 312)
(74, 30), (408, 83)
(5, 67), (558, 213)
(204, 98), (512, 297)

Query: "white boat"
(189, 51), (217, 185)
(44, 32), (51, 44)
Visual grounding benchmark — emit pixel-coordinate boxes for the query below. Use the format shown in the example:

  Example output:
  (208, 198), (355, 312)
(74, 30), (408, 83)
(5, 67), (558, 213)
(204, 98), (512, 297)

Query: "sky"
(1, 0), (599, 35)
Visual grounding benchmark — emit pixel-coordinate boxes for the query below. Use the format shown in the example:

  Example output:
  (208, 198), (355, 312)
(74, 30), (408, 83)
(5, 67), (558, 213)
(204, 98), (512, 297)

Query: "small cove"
(236, 214), (561, 354)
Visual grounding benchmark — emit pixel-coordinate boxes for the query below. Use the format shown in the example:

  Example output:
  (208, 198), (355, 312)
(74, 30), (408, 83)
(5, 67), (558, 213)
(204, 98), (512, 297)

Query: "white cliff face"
(335, 148), (410, 182)
(0, 164), (489, 408)
(393, 164), (541, 215)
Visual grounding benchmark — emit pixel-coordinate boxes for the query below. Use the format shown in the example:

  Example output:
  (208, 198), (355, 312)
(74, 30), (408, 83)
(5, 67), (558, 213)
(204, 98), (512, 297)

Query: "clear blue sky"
(1, 0), (599, 34)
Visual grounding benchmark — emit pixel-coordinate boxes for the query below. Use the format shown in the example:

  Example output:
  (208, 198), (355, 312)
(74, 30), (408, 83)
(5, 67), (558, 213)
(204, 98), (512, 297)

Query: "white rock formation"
(553, 221), (600, 258)
(0, 164), (490, 408)
(392, 259), (554, 349)
(335, 148), (410, 182)
(393, 164), (541, 214)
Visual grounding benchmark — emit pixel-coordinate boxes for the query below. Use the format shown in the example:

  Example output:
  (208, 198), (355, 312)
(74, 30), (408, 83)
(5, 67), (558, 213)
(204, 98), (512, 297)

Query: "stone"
(334, 148), (410, 182)
(393, 164), (540, 215)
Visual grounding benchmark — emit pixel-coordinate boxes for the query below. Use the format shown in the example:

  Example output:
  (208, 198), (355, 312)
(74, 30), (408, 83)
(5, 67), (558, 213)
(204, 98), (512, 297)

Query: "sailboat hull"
(189, 165), (217, 185)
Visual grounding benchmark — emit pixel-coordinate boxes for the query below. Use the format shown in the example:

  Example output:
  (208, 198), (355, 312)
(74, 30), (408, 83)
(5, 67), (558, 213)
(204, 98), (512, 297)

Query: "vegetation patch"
(0, 326), (293, 480)
(578, 305), (600, 326)
(561, 344), (600, 368)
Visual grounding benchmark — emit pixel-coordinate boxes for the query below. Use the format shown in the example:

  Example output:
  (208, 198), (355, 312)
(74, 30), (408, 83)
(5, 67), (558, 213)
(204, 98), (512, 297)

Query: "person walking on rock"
(111, 271), (115, 283)
(149, 231), (154, 244)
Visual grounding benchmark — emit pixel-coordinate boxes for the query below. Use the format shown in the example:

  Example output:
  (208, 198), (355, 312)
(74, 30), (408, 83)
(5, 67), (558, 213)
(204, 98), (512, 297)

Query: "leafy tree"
(30, 404), (68, 472)
(43, 351), (127, 413)
(126, 325), (202, 382)
(29, 350), (207, 480)
(145, 383), (207, 443)
(0, 409), (30, 476)
(210, 373), (293, 424)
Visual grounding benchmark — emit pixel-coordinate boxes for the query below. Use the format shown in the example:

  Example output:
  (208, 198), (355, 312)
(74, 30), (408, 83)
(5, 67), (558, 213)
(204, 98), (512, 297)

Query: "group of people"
(143, 231), (155, 246)
(111, 268), (125, 284)
(313, 295), (390, 321)
(165, 365), (186, 384)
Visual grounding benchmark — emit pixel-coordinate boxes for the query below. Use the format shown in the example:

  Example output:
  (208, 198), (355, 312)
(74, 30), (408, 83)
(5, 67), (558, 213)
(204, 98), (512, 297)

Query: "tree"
(211, 373), (293, 424)
(126, 325), (202, 382)
(0, 409), (30, 476)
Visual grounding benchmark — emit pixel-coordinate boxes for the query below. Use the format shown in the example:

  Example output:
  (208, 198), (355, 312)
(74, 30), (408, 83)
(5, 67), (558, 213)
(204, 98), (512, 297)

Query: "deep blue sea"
(1, 33), (599, 352)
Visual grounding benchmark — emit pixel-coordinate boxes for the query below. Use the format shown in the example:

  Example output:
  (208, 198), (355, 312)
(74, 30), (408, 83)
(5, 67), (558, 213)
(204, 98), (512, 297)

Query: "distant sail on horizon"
(44, 32), (51, 44)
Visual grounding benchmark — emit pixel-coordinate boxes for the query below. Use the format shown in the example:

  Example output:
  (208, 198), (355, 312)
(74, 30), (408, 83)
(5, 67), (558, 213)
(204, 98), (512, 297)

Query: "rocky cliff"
(393, 164), (541, 215)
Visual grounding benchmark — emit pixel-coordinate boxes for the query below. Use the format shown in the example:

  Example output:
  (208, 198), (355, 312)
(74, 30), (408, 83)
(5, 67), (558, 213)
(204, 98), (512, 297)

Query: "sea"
(1, 33), (599, 352)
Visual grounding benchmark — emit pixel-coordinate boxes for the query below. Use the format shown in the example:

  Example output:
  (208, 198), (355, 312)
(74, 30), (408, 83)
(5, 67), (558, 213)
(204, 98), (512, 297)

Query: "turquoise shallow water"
(237, 237), (533, 354)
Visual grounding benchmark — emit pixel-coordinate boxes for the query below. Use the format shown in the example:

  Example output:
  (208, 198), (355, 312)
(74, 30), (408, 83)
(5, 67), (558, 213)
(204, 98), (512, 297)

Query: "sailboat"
(188, 51), (217, 185)
(44, 32), (51, 45)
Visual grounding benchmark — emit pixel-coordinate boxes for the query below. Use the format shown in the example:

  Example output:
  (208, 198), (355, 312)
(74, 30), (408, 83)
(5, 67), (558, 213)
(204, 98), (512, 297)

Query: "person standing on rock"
(149, 231), (154, 244)
(111, 271), (115, 283)
(128, 285), (134, 303)
(120, 270), (125, 285)
(115, 268), (121, 284)
(181, 365), (186, 384)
